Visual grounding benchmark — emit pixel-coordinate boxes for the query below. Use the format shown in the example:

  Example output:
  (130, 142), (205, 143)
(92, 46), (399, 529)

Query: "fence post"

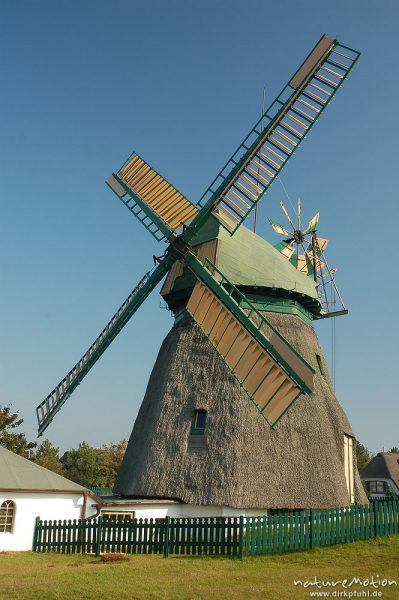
(164, 516), (170, 558)
(32, 516), (40, 551)
(310, 509), (314, 549)
(238, 515), (244, 559)
(373, 501), (379, 538)
(95, 517), (103, 557)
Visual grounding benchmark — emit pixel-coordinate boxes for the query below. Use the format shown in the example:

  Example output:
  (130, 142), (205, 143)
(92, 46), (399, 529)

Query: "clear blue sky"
(1, 0), (397, 454)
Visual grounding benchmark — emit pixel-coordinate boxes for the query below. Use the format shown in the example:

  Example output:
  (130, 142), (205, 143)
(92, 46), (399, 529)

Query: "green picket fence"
(32, 500), (399, 557)
(167, 517), (240, 556)
(32, 517), (165, 555)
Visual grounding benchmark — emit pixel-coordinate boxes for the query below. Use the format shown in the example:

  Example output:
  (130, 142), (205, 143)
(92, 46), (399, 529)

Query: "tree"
(32, 439), (64, 475)
(99, 439), (127, 487)
(0, 404), (36, 457)
(61, 442), (104, 487)
(61, 439), (127, 488)
(355, 440), (371, 472)
(388, 447), (399, 453)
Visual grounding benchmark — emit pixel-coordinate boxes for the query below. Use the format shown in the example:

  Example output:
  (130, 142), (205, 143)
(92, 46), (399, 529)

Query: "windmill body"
(35, 35), (366, 513)
(115, 222), (367, 509)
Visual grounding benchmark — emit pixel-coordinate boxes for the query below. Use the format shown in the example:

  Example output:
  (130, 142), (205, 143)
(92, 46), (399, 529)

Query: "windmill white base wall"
(99, 499), (267, 520)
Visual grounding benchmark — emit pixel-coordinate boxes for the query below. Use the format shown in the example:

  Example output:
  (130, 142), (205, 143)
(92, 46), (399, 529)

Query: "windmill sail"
(36, 259), (173, 436)
(195, 35), (360, 234)
(107, 153), (198, 242)
(186, 255), (314, 427)
(35, 34), (358, 436)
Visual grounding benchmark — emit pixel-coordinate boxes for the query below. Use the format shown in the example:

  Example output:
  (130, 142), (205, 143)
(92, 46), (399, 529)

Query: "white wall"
(1, 494), (268, 552)
(100, 503), (269, 520)
(0, 492), (98, 552)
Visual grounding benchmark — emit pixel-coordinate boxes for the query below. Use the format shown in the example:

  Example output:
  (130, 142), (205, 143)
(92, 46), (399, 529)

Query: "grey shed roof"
(361, 453), (399, 489)
(0, 445), (90, 493)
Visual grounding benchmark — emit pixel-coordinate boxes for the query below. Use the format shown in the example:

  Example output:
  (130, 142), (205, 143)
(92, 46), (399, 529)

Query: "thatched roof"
(115, 312), (367, 509)
(361, 453), (399, 488)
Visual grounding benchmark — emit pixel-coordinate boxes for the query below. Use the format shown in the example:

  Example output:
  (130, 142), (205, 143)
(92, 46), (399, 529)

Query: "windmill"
(270, 199), (346, 316)
(36, 35), (366, 511)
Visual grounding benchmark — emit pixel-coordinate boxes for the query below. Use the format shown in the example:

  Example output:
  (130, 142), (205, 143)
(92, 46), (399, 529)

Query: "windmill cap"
(191, 219), (320, 309)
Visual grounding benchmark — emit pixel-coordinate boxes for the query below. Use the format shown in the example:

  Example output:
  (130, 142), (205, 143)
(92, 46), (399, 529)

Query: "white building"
(361, 452), (399, 499)
(0, 446), (98, 551)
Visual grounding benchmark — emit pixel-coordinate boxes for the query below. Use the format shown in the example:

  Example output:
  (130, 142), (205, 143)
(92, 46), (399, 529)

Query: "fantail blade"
(280, 200), (296, 231)
(269, 218), (290, 236)
(305, 211), (320, 233)
(298, 197), (301, 230)
(274, 241), (295, 259)
(315, 237), (329, 252)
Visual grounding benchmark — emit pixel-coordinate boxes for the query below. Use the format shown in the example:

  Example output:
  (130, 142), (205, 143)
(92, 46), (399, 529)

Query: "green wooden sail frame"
(36, 35), (360, 436)
(194, 36), (360, 235)
(36, 259), (174, 435)
(108, 36), (360, 242)
(185, 255), (315, 427)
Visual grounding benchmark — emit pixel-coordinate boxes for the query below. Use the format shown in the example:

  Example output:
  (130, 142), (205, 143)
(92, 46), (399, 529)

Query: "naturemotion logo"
(293, 575), (397, 597)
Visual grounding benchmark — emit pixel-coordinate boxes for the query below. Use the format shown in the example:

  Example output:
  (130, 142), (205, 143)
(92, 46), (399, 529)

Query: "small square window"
(102, 511), (135, 520)
(192, 409), (207, 435)
(369, 481), (385, 494)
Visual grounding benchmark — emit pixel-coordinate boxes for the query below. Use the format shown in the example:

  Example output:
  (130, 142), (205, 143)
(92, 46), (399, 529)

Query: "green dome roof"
(164, 217), (321, 319)
(192, 218), (319, 302)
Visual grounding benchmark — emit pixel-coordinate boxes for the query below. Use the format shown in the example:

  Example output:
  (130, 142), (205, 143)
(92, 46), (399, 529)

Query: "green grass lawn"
(1, 537), (398, 600)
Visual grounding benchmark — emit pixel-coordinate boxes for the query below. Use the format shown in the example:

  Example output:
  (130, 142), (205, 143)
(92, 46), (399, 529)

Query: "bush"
(100, 552), (129, 563)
